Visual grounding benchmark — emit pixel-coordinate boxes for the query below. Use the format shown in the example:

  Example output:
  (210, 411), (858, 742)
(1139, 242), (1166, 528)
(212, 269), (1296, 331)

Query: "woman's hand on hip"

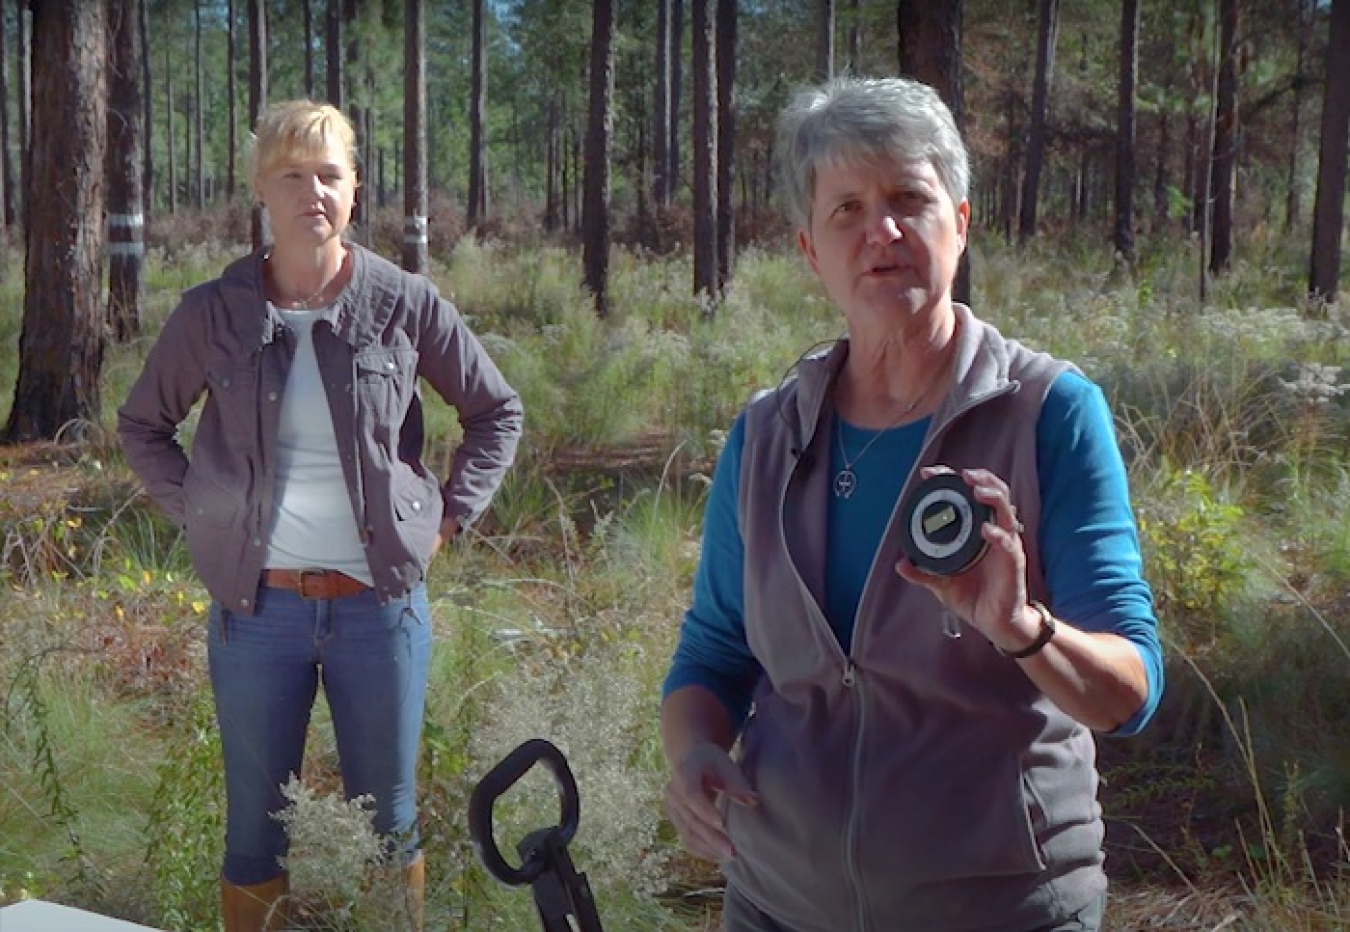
(431, 517), (461, 559)
(664, 741), (758, 862)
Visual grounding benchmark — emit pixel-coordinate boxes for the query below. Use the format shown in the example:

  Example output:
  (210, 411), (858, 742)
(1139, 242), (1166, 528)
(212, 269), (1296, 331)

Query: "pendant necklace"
(268, 253), (343, 309)
(833, 377), (943, 500)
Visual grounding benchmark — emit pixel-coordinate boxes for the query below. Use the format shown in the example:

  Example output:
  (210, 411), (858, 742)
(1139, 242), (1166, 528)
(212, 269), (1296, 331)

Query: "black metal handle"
(468, 738), (581, 886)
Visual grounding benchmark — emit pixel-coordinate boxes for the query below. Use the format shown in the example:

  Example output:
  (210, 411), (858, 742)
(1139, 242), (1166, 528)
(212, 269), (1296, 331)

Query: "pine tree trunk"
(691, 0), (718, 303)
(226, 0), (237, 199)
(582, 0), (615, 316)
(1113, 0), (1139, 261)
(108, 0), (147, 343)
(653, 0), (672, 209)
(248, 0), (267, 247)
(816, 0), (834, 81)
(4, 0), (107, 443)
(467, 0), (488, 229)
(1019, 0), (1060, 244)
(0, 6), (13, 229)
(403, 0), (428, 274)
(897, 0), (967, 302)
(715, 0), (737, 293)
(1309, 0), (1350, 301)
(325, 0), (344, 108)
(1208, 0), (1238, 275)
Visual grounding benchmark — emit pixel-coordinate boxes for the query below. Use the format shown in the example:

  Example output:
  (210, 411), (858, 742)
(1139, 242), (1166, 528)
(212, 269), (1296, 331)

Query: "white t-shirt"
(263, 306), (374, 584)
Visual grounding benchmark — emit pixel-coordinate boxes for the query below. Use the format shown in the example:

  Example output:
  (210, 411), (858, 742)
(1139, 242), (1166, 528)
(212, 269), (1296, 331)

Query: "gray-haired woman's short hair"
(775, 76), (970, 230)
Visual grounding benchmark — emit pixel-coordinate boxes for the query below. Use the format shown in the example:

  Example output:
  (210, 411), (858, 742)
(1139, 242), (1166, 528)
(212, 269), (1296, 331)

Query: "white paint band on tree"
(108, 213), (144, 228)
(403, 214), (428, 245)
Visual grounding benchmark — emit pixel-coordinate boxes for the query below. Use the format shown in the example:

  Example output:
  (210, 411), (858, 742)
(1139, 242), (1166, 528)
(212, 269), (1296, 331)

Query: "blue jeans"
(721, 883), (1106, 932)
(208, 583), (432, 885)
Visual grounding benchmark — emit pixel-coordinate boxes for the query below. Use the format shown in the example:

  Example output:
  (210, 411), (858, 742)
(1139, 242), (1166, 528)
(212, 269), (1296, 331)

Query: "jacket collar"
(221, 243), (398, 352)
(789, 303), (1020, 447)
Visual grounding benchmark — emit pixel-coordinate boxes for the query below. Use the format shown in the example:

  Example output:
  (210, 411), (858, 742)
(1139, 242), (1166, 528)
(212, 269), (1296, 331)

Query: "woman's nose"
(864, 211), (902, 246)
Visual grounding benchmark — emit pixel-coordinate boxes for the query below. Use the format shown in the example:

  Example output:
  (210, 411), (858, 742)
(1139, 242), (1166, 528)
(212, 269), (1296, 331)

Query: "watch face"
(899, 472), (992, 576)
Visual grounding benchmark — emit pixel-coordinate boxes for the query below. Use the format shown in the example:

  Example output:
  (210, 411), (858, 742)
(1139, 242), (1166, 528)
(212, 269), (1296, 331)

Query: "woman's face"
(254, 133), (357, 250)
(797, 155), (969, 332)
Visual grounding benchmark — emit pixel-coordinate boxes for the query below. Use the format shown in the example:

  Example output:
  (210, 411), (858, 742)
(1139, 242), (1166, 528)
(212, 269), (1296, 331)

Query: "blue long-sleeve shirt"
(664, 369), (1163, 737)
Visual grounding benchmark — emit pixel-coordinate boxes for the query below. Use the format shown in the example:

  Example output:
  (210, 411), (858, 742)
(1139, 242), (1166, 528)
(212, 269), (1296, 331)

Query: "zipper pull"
(842, 660), (857, 688)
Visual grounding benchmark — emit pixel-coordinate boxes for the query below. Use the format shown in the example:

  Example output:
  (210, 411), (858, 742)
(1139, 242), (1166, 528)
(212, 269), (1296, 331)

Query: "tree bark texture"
(1208, 0), (1238, 274)
(302, 0), (314, 98)
(1018, 0), (1059, 244)
(325, 0), (344, 109)
(0, 5), (13, 229)
(18, 4), (30, 231)
(193, 0), (205, 207)
(715, 0), (737, 293)
(653, 0), (672, 208)
(1113, 0), (1139, 261)
(816, 0), (834, 81)
(691, 0), (718, 302)
(583, 0), (616, 316)
(1309, 0), (1350, 301)
(108, 0), (147, 343)
(248, 0), (267, 247)
(226, 0), (237, 198)
(139, 0), (152, 214)
(164, 31), (175, 213)
(5, 0), (107, 443)
(897, 0), (968, 303)
(403, 0), (428, 274)
(468, 0), (489, 228)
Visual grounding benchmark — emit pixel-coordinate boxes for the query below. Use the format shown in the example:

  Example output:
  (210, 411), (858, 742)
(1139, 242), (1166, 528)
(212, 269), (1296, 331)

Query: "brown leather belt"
(260, 569), (371, 600)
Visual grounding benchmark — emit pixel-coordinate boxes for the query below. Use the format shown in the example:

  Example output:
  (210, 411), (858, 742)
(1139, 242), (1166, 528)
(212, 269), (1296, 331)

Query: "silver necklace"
(284, 285), (329, 309)
(268, 254), (342, 309)
(833, 382), (941, 500)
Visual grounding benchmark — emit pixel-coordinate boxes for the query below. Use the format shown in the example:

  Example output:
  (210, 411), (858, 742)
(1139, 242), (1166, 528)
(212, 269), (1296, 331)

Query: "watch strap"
(998, 601), (1056, 659)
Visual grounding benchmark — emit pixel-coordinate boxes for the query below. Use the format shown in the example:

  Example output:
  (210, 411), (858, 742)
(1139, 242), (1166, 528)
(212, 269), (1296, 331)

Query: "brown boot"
(221, 875), (289, 931)
(403, 853), (426, 931)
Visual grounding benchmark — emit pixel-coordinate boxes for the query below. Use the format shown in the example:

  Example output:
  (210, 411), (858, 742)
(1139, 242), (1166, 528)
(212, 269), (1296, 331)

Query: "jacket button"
(252, 537), (262, 546)
(240, 598), (250, 608)
(267, 391), (278, 402)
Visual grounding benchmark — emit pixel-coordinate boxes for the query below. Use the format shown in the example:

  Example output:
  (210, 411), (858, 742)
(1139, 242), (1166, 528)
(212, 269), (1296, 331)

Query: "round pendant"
(833, 468), (858, 499)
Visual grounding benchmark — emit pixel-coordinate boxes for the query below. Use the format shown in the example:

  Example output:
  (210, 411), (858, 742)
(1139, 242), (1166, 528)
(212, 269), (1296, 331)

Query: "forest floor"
(1, 439), (1340, 930)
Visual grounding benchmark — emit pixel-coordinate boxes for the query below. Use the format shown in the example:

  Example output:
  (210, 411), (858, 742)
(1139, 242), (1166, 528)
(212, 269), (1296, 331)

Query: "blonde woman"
(119, 100), (522, 930)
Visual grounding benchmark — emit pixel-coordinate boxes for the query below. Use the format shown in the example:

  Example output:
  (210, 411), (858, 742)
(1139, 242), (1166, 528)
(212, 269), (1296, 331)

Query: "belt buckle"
(297, 570), (329, 600)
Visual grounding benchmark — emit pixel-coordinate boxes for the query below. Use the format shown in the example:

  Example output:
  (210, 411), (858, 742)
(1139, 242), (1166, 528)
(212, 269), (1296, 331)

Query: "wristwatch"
(998, 601), (1056, 659)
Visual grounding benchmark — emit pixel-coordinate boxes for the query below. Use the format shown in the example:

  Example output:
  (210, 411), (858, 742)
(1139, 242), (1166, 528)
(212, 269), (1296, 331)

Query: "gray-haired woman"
(660, 75), (1162, 932)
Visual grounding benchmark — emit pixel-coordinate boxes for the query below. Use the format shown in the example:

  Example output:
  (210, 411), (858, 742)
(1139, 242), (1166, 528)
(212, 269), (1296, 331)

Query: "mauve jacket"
(117, 244), (522, 615)
(727, 305), (1106, 931)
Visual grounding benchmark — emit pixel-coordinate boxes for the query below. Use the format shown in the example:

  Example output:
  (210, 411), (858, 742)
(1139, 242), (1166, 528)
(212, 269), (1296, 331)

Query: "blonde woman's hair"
(247, 99), (358, 190)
